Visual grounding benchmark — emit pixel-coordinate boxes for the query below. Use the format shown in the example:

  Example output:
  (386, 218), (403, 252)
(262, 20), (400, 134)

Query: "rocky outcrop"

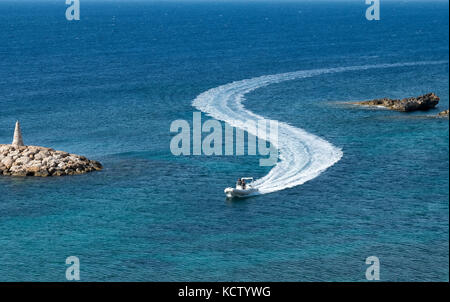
(437, 109), (449, 118)
(0, 144), (102, 177)
(354, 93), (440, 112)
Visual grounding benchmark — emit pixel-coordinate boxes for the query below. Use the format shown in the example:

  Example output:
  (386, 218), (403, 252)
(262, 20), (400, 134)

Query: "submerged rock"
(437, 109), (449, 118)
(353, 93), (440, 112)
(0, 144), (102, 177)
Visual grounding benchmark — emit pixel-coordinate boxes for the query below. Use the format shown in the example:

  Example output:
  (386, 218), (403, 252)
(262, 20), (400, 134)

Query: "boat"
(224, 177), (259, 198)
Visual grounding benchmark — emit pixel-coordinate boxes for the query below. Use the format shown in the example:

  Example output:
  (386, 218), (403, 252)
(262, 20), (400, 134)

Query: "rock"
(437, 109), (449, 117)
(91, 161), (103, 171)
(354, 93), (440, 112)
(0, 144), (102, 177)
(26, 165), (41, 173)
(9, 165), (27, 176)
(0, 145), (10, 153)
(55, 151), (69, 157)
(15, 156), (31, 165)
(1, 156), (14, 169)
(34, 169), (49, 177)
(53, 170), (66, 176)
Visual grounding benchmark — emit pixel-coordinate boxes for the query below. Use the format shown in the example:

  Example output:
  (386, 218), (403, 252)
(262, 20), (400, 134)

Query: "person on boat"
(237, 178), (242, 188)
(241, 179), (246, 189)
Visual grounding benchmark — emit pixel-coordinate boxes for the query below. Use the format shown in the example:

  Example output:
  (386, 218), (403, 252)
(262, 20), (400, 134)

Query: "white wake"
(192, 61), (448, 194)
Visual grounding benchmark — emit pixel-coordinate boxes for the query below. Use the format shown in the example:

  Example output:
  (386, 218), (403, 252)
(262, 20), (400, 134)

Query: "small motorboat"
(224, 177), (259, 198)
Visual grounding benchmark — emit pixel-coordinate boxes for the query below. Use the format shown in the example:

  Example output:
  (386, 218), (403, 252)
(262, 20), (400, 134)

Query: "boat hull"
(224, 187), (258, 198)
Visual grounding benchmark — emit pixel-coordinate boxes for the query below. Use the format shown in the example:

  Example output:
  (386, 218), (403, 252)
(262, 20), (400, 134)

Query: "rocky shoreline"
(352, 93), (440, 112)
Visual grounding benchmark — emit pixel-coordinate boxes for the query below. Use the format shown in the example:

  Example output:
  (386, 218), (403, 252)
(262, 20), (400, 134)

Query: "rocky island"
(353, 93), (440, 112)
(0, 121), (102, 177)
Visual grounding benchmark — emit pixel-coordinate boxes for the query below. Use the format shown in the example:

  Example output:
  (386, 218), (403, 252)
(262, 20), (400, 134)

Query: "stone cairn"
(0, 121), (102, 177)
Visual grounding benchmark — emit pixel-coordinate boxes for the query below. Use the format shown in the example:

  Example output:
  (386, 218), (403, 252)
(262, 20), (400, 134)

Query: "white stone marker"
(12, 121), (24, 147)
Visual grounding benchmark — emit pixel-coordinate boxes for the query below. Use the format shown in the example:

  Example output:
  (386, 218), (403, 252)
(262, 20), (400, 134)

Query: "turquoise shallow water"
(0, 1), (448, 281)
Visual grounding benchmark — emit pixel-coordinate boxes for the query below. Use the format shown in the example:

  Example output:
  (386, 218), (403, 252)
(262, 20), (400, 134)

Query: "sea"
(0, 0), (448, 281)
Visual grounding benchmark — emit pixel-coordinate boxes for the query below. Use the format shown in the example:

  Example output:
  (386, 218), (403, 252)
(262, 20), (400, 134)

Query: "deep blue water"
(0, 0), (448, 281)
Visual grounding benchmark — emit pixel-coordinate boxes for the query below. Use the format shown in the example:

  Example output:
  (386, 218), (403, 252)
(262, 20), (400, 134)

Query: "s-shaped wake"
(192, 61), (448, 194)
